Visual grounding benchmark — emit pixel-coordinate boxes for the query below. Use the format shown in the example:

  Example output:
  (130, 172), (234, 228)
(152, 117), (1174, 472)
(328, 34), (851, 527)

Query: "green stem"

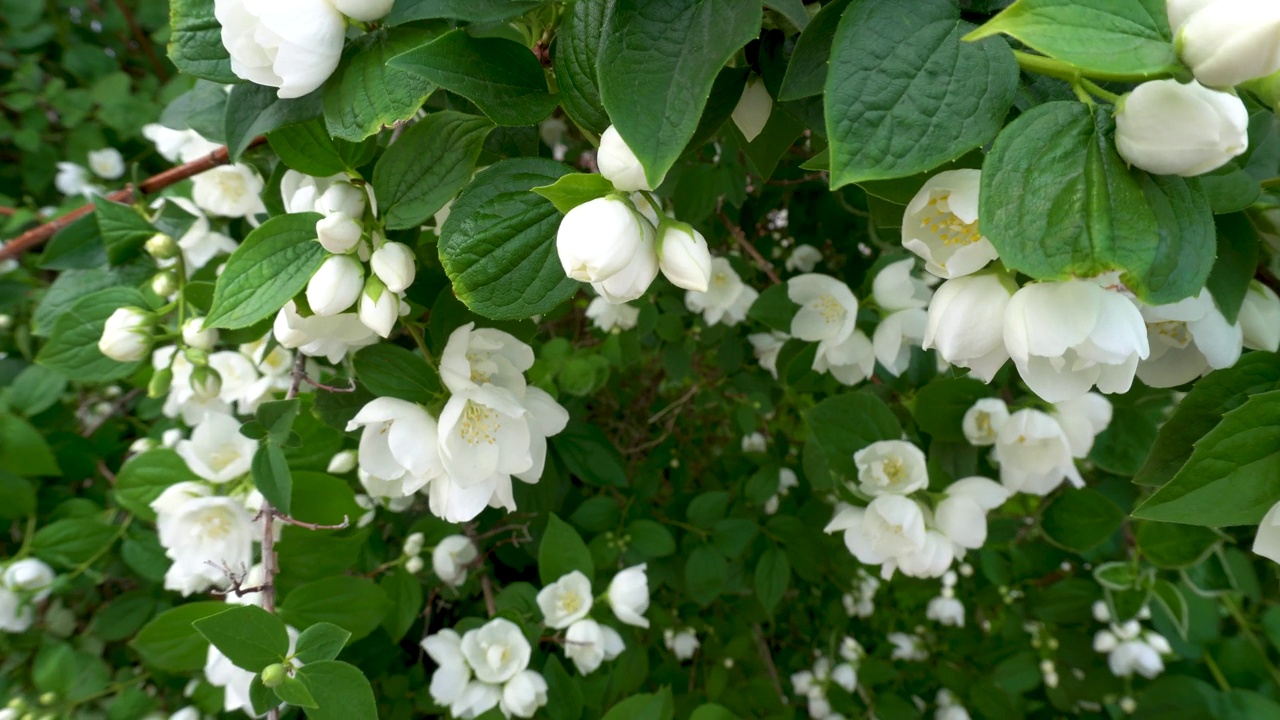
(1012, 50), (1165, 86)
(66, 515), (133, 581)
(1261, 177), (1280, 190)
(404, 323), (434, 367)
(1223, 595), (1280, 688)
(14, 515), (36, 559)
(1203, 650), (1231, 691)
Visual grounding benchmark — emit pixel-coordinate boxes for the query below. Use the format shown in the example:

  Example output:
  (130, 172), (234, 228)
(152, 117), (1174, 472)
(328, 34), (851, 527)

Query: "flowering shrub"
(3, 0), (1280, 718)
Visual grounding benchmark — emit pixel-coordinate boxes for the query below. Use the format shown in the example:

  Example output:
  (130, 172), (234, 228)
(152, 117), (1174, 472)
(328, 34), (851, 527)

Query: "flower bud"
(0, 315), (13, 331)
(358, 276), (399, 338)
(403, 532), (425, 556)
(315, 212), (363, 254)
(98, 307), (153, 362)
(405, 555), (425, 574)
(260, 663), (287, 689)
(87, 148), (124, 179)
(923, 273), (1016, 382)
(189, 365), (222, 401)
(327, 449), (357, 474)
(145, 233), (180, 260)
(306, 255), (364, 316)
(1114, 79), (1248, 176)
(557, 195), (654, 284)
(148, 367), (174, 399)
(315, 181), (367, 219)
(150, 271), (178, 298)
(1172, 0), (1280, 87)
(657, 221), (713, 292)
(1240, 280), (1280, 351)
(598, 126), (661, 192)
(181, 317), (219, 351)
(731, 77), (773, 142)
(370, 241), (417, 293)
(330, 0), (394, 21)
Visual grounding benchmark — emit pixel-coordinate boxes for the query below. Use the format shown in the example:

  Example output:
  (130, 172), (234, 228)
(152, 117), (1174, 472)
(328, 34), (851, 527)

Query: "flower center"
(466, 350), (492, 384)
(558, 591), (582, 615)
(1151, 320), (1192, 348)
(458, 401), (500, 445)
(813, 294), (845, 324)
(208, 444), (241, 472)
(198, 508), (234, 539)
(921, 194), (981, 247)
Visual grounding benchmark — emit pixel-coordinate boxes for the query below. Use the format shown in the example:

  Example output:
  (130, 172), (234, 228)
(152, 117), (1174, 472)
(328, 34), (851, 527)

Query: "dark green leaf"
(388, 0), (546, 24)
(372, 110), (494, 230)
(554, 0), (613, 134)
(352, 344), (441, 403)
(685, 545), (729, 606)
(1039, 488), (1125, 553)
(803, 392), (902, 481)
(114, 449), (200, 521)
(323, 27), (440, 143)
(1138, 521), (1220, 569)
(167, 0), (237, 83)
(280, 576), (391, 641)
(193, 605), (291, 673)
(1205, 212), (1260, 325)
(94, 198), (156, 265)
(224, 83), (323, 161)
(539, 513), (595, 585)
(6, 364), (67, 417)
(778, 0), (853, 101)
(31, 517), (119, 568)
(294, 622), (351, 665)
(251, 443), (292, 515)
(754, 545), (790, 613)
(205, 213), (328, 330)
(273, 676), (318, 708)
(267, 118), (377, 177)
(36, 286), (149, 382)
(911, 378), (990, 442)
(130, 602), (229, 672)
(293, 661), (378, 720)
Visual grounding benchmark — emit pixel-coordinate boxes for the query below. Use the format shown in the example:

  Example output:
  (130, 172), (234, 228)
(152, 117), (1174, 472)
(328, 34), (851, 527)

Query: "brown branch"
(82, 388), (144, 437)
(0, 137), (267, 262)
(0, 207), (14, 217)
(302, 376), (356, 393)
(753, 624), (788, 707)
(481, 575), (497, 618)
(718, 204), (781, 285)
(111, 0), (169, 81)
(1258, 265), (1280, 298)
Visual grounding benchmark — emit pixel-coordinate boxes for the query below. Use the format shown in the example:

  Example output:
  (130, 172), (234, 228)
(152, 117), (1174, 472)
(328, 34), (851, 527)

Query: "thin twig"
(274, 513), (350, 531)
(718, 204), (781, 285)
(481, 575), (497, 618)
(302, 376), (356, 393)
(0, 137), (267, 261)
(111, 0), (169, 81)
(82, 388), (144, 437)
(753, 624), (788, 707)
(0, 207), (14, 217)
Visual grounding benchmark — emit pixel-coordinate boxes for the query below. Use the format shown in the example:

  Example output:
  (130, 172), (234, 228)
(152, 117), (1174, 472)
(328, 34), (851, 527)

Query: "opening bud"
(261, 663), (288, 689)
(145, 233), (180, 260)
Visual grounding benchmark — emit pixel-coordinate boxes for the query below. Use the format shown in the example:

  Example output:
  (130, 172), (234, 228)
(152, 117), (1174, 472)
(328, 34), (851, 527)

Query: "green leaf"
(352, 344), (441, 403)
(1093, 560), (1137, 591)
(39, 214), (106, 270)
(130, 602), (229, 672)
(389, 30), (557, 126)
(267, 119), (377, 177)
(754, 545), (790, 613)
(980, 101), (1215, 304)
(966, 0), (1179, 79)
(911, 378), (990, 442)
(803, 392), (902, 482)
(539, 513), (595, 585)
(273, 676), (318, 708)
(193, 605), (291, 673)
(114, 449), (200, 521)
(249, 675), (272, 716)
(293, 661), (378, 720)
(765, 0), (809, 29)
(323, 27), (440, 143)
(602, 689), (676, 720)
(778, 0), (854, 101)
(712, 518), (758, 558)
(32, 264), (153, 337)
(224, 83), (323, 161)
(205, 213), (328, 330)
(31, 517), (119, 568)
(1205, 212), (1260, 325)
(1199, 163), (1261, 215)
(685, 545), (729, 606)
(1138, 521), (1220, 569)
(257, 399), (301, 441)
(746, 283), (800, 333)
(294, 622), (351, 665)
(691, 703), (741, 720)
(1150, 579), (1190, 641)
(1039, 487), (1125, 553)
(251, 443), (292, 515)
(388, 0), (546, 24)
(94, 198), (156, 265)
(36, 286), (149, 382)
(0, 472), (35, 520)
(372, 110), (493, 230)
(598, 0), (763, 187)
(543, 655), (586, 720)
(552, 422), (628, 487)
(1135, 353), (1280, 487)
(1134, 389), (1280, 526)
(0, 413), (60, 478)
(379, 568), (423, 642)
(6, 364), (67, 417)
(627, 519), (676, 559)
(280, 577), (390, 641)
(554, 0), (612, 135)
(438, 158), (579, 320)
(167, 0), (237, 83)
(825, 0), (1017, 187)
(531, 173), (617, 214)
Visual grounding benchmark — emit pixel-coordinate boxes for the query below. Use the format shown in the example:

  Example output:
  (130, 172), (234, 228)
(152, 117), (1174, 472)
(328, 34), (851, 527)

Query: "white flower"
(557, 195), (660, 303)
(887, 632), (928, 661)
(685, 257), (750, 326)
(215, 0), (345, 98)
(358, 280), (400, 338)
(607, 564), (650, 628)
(749, 331), (789, 378)
(460, 618), (532, 684)
(664, 628), (700, 661)
(1003, 279), (1149, 403)
(742, 432), (767, 454)
(564, 619), (625, 675)
(88, 148), (125, 179)
(927, 595), (965, 627)
(962, 398), (1009, 447)
(586, 297), (640, 333)
(892, 529), (956, 579)
(330, 0), (393, 21)
(536, 571), (594, 629)
(901, 170), (999, 279)
(404, 532), (425, 557)
(182, 317), (219, 351)
(273, 300), (379, 363)
(422, 629), (473, 708)
(440, 323), (535, 396)
(55, 162), (97, 197)
(873, 258), (931, 312)
(327, 449), (357, 474)
(500, 669), (549, 718)
(346, 398), (442, 497)
(1254, 500), (1280, 564)
(873, 308), (928, 377)
(598, 125), (658, 192)
(924, 273), (1016, 382)
(316, 212), (363, 255)
(432, 535), (479, 586)
(1241, 281), (1280, 351)
(1095, 622), (1167, 679)
(0, 588), (34, 633)
(99, 307), (153, 362)
(1114, 80), (1248, 176)
(785, 244), (824, 273)
(371, 242), (416, 294)
(2, 559), (55, 604)
(1137, 290), (1242, 388)
(935, 477), (1008, 552)
(814, 330), (877, 386)
(159, 496), (255, 596)
(307, 255), (364, 316)
(1053, 393), (1113, 458)
(191, 164), (266, 219)
(992, 409), (1083, 495)
(657, 222), (713, 292)
(1171, 0), (1280, 87)
(788, 273), (859, 368)
(175, 413), (256, 483)
(143, 124), (220, 164)
(853, 440), (928, 496)
(825, 496), (927, 566)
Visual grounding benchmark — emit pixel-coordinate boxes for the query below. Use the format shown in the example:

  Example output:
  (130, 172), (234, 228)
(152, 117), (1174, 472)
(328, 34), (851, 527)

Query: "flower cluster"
(925, 571), (965, 628)
(790, 637), (862, 720)
(841, 569), (880, 619)
(1091, 602), (1172, 680)
(422, 618), (549, 719)
(149, 476), (257, 596)
(685, 257), (759, 327)
(0, 559), (56, 633)
(664, 627), (700, 662)
(536, 565), (649, 675)
(349, 323), (569, 522)
(825, 440), (1010, 580)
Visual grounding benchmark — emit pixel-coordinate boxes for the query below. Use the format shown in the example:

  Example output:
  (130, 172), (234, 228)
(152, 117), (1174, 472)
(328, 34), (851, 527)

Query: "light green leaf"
(114, 449), (200, 521)
(372, 110), (493, 230)
(438, 158), (579, 320)
(131, 602), (230, 672)
(224, 83), (323, 162)
(389, 30), (557, 127)
(273, 676), (318, 709)
(323, 27), (440, 143)
(280, 577), (390, 641)
(94, 198), (156, 265)
(825, 0), (1017, 186)
(598, 0), (763, 187)
(966, 0), (1179, 79)
(531, 173), (616, 214)
(539, 513), (595, 586)
(293, 661), (378, 720)
(1039, 488), (1125, 553)
(352, 344), (441, 404)
(167, 0), (238, 83)
(193, 605), (291, 673)
(36, 286), (149, 382)
(205, 213), (327, 330)
(554, 0), (612, 135)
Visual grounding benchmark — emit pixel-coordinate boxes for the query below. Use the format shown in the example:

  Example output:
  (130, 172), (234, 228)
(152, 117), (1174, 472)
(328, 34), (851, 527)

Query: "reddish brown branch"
(112, 0), (169, 81)
(0, 207), (14, 217)
(718, 204), (781, 285)
(0, 137), (267, 262)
